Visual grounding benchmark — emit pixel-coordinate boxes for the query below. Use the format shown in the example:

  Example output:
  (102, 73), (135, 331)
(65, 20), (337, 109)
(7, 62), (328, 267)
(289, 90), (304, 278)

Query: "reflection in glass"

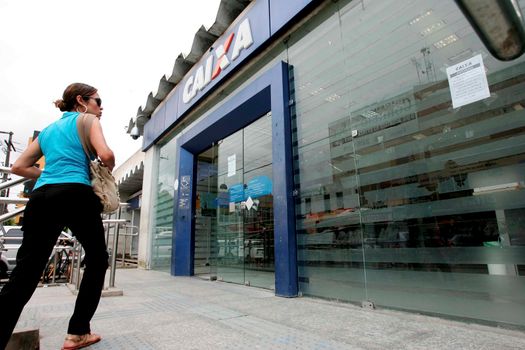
(151, 141), (177, 271)
(194, 114), (275, 289)
(290, 0), (525, 326)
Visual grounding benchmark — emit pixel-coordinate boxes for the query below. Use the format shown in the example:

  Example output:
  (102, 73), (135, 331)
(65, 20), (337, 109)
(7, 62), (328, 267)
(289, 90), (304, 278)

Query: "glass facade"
(289, 0), (525, 326)
(151, 141), (177, 271)
(149, 0), (525, 327)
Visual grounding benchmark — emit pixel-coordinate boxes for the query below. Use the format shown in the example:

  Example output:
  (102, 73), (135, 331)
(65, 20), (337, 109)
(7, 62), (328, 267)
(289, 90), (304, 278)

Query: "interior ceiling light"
(473, 182), (522, 195)
(434, 34), (459, 49)
(361, 110), (380, 119)
(409, 10), (433, 26)
(455, 0), (525, 60)
(325, 94), (341, 103)
(420, 21), (446, 36)
(310, 87), (324, 96)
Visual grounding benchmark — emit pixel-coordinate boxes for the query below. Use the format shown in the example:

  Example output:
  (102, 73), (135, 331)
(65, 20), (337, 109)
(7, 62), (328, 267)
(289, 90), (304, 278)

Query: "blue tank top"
(34, 112), (92, 189)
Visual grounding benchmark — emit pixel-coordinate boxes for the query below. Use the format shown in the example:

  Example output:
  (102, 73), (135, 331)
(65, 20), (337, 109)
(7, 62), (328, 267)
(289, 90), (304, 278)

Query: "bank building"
(122, 0), (525, 328)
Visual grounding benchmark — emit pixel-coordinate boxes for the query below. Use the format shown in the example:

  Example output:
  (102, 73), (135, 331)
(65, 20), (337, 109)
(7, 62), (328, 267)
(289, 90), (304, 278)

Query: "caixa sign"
(182, 18), (254, 104)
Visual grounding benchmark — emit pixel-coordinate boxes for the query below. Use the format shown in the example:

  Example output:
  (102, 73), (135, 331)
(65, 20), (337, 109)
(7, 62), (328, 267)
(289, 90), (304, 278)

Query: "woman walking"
(0, 83), (114, 350)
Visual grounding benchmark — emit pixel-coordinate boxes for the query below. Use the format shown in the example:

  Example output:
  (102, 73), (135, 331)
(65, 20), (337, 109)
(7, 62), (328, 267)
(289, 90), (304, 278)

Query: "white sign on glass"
(446, 54), (490, 109)
(246, 197), (254, 210)
(227, 154), (236, 177)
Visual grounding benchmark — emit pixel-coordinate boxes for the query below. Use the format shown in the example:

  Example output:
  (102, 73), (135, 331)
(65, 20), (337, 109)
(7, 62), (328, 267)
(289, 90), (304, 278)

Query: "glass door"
(194, 147), (218, 277)
(194, 113), (274, 289)
(216, 130), (245, 284)
(242, 115), (274, 289)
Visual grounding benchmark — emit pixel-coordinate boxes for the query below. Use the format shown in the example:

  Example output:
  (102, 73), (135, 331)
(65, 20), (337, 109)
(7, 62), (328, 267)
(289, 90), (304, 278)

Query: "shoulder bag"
(76, 113), (120, 213)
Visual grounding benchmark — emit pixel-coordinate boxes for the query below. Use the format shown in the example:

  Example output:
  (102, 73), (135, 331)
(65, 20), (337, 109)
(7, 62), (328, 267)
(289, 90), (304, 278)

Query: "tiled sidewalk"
(14, 269), (525, 349)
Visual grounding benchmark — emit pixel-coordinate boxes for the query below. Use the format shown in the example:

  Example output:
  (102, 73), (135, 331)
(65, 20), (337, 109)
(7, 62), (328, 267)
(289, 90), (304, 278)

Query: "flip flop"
(61, 333), (101, 350)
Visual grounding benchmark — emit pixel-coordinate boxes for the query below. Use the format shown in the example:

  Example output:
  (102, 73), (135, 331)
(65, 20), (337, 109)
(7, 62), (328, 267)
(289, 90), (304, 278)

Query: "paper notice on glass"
(229, 202), (235, 213)
(227, 154), (236, 177)
(446, 54), (490, 109)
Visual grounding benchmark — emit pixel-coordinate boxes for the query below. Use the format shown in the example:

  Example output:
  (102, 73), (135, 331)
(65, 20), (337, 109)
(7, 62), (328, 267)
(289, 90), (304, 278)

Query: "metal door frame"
(172, 61), (298, 297)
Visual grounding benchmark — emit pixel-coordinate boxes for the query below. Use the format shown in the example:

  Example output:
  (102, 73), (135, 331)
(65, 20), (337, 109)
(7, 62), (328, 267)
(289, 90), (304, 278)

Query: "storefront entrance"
(194, 114), (275, 289)
(173, 62), (297, 297)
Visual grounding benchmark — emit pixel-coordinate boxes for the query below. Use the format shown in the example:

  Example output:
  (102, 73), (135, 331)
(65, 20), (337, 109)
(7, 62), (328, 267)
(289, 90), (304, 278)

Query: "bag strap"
(76, 113), (98, 159)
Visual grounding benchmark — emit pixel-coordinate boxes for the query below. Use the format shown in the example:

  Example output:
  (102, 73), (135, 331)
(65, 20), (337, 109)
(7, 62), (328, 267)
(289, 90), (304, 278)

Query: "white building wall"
(138, 145), (159, 269)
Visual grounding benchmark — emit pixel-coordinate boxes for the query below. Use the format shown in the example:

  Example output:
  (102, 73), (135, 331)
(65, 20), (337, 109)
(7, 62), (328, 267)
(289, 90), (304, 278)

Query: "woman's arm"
(11, 138), (44, 179)
(89, 118), (115, 171)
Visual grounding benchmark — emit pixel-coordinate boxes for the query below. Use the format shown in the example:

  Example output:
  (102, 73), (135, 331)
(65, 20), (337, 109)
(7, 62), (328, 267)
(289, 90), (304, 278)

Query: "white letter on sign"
(182, 75), (195, 103)
(193, 65), (205, 92)
(231, 18), (253, 60)
(204, 55), (213, 86)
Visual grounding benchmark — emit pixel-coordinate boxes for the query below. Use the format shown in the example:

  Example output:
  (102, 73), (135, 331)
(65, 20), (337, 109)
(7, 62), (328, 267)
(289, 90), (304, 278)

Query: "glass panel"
(339, 0), (525, 325)
(288, 0), (525, 326)
(288, 1), (367, 303)
(243, 114), (274, 289)
(194, 147), (218, 277)
(151, 141), (177, 271)
(216, 130), (245, 284)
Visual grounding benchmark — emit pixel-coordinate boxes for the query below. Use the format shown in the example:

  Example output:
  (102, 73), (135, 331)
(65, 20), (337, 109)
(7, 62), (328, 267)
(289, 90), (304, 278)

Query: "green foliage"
(1, 218), (16, 226)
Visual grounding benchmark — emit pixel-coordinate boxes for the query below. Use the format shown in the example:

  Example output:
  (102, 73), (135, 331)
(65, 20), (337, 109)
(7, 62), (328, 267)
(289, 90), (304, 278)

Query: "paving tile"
(10, 268), (525, 350)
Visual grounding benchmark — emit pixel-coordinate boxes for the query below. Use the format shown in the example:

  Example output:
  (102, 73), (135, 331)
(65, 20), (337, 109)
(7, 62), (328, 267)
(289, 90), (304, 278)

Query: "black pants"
(0, 184), (109, 349)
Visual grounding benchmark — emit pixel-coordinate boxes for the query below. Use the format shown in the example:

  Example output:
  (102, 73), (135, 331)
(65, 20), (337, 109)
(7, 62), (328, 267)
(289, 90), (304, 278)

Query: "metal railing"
(102, 219), (126, 288)
(44, 242), (78, 286)
(71, 238), (83, 290)
(0, 166), (29, 223)
(0, 165), (133, 292)
(116, 224), (139, 267)
(67, 203), (132, 291)
(101, 203), (132, 289)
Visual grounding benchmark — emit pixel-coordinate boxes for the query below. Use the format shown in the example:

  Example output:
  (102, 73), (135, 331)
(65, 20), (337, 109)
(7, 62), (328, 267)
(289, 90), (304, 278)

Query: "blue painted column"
(173, 146), (195, 276)
(271, 62), (298, 297)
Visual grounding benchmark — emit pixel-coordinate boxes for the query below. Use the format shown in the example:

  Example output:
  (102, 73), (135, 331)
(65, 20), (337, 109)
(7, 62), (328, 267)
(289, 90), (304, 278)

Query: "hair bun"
(53, 99), (67, 111)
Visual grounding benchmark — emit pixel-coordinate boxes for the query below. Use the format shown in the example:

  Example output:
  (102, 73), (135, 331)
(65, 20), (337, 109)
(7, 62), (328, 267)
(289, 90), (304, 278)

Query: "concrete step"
(6, 328), (39, 350)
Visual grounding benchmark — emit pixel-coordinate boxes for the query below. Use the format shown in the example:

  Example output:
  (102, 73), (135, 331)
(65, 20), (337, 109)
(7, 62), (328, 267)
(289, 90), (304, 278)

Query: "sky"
(0, 0), (221, 177)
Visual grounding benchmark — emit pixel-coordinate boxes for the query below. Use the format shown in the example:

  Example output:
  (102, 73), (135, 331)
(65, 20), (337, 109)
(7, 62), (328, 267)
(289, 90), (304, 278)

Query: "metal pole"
(75, 242), (82, 290)
(0, 197), (28, 205)
(3, 132), (13, 175)
(0, 176), (29, 191)
(122, 227), (127, 267)
(104, 214), (111, 246)
(0, 166), (30, 223)
(109, 211), (121, 288)
(0, 206), (25, 224)
(1, 132), (13, 214)
(51, 249), (58, 284)
(130, 210), (135, 258)
(118, 204), (130, 267)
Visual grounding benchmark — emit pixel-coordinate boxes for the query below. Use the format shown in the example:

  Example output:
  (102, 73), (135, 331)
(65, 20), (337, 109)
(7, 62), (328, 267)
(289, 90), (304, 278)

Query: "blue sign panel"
(217, 191), (229, 206)
(143, 0), (316, 150)
(269, 0), (314, 35)
(245, 175), (272, 199)
(229, 183), (245, 203)
(143, 0), (270, 150)
(177, 0), (270, 118)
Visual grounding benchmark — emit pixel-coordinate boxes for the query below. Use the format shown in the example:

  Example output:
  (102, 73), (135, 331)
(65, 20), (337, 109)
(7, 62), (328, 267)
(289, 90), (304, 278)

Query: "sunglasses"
(83, 96), (102, 107)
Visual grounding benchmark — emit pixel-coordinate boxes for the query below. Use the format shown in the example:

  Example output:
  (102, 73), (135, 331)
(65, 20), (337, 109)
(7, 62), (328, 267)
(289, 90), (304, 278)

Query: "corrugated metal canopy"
(116, 161), (144, 197)
(128, 0), (252, 137)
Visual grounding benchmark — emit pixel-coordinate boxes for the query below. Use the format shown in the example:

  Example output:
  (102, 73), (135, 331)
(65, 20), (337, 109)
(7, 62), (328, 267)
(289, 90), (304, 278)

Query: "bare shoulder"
(84, 113), (99, 123)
